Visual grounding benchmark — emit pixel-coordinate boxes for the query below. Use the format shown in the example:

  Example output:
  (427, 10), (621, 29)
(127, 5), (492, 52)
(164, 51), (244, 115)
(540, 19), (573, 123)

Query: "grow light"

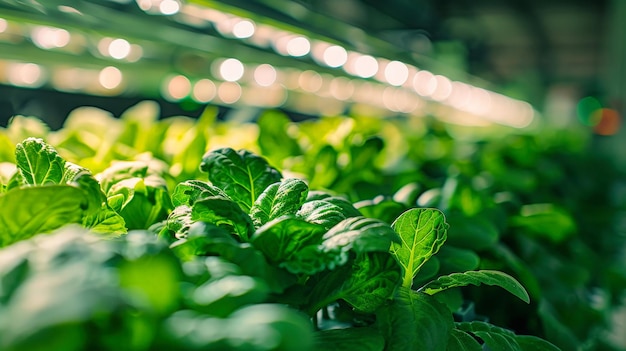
(0, 2), (536, 129)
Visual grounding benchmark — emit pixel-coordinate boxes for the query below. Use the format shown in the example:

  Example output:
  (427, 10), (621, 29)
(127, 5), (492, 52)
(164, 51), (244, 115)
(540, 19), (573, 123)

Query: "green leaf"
(15, 137), (65, 186)
(314, 327), (385, 351)
(191, 196), (255, 241)
(456, 322), (522, 351)
(511, 204), (576, 243)
(446, 329), (482, 351)
(445, 213), (499, 251)
(306, 252), (401, 314)
(339, 252), (402, 313)
(164, 205), (193, 239)
(251, 216), (326, 263)
(200, 148), (282, 213)
(106, 176), (172, 230)
(420, 270), (530, 304)
(171, 180), (229, 207)
(249, 178), (309, 228)
(321, 216), (400, 267)
(436, 246), (481, 274)
(297, 197), (361, 230)
(257, 110), (301, 165)
(515, 335), (562, 351)
(391, 208), (448, 289)
(82, 206), (127, 235)
(376, 289), (454, 351)
(0, 185), (88, 247)
(354, 197), (407, 225)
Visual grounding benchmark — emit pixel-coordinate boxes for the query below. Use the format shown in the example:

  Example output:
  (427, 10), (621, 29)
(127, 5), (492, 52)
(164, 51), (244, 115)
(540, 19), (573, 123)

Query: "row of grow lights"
(0, 0), (535, 128)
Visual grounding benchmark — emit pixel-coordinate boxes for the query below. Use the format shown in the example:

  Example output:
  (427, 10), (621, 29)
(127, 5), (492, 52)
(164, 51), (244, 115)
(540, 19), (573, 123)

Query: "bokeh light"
(286, 36), (310, 57)
(232, 19), (255, 39)
(353, 55), (378, 78)
(192, 79), (216, 102)
(219, 58), (244, 82)
(159, 0), (180, 15)
(98, 66), (123, 90)
(253, 64), (277, 86)
(593, 108), (621, 136)
(384, 60), (409, 86)
(108, 38), (131, 59)
(163, 75), (191, 100)
(323, 45), (348, 68)
(577, 96), (603, 126)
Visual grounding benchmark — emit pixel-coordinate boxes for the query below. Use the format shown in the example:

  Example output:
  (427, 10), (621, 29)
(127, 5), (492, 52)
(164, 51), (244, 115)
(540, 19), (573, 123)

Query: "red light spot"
(593, 108), (621, 136)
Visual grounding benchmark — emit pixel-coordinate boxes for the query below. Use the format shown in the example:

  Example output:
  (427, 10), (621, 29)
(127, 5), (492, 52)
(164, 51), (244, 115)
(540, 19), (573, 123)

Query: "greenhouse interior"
(0, 0), (625, 350)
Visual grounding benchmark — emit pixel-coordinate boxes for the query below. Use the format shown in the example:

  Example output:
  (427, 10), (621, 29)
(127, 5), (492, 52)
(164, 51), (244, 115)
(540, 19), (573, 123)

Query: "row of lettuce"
(0, 102), (624, 350)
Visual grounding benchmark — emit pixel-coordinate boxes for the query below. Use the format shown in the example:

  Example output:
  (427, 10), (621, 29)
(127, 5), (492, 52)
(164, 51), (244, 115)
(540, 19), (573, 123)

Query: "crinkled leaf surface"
(322, 216), (400, 253)
(297, 196), (360, 230)
(251, 216), (326, 263)
(15, 137), (65, 186)
(305, 252), (400, 314)
(171, 180), (229, 207)
(250, 178), (309, 228)
(391, 208), (448, 289)
(191, 196), (255, 241)
(420, 270), (530, 304)
(0, 185), (88, 247)
(200, 148), (282, 213)
(321, 216), (400, 268)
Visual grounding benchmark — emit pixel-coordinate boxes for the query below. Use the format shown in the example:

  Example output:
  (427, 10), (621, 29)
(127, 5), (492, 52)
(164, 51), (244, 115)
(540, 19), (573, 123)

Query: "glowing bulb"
(384, 61), (409, 86)
(163, 75), (191, 100)
(108, 38), (131, 59)
(31, 26), (70, 49)
(412, 70), (437, 96)
(99, 66), (123, 89)
(430, 75), (452, 101)
(232, 19), (255, 38)
(8, 63), (44, 87)
(323, 45), (347, 67)
(298, 70), (322, 93)
(253, 64), (276, 86)
(159, 0), (180, 15)
(219, 58), (244, 81)
(353, 55), (378, 78)
(286, 36), (310, 57)
(217, 82), (242, 104)
(192, 79), (216, 102)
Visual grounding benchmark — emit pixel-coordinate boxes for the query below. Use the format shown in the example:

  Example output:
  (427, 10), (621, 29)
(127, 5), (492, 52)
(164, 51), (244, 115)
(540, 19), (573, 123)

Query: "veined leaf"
(515, 335), (562, 351)
(446, 329), (482, 351)
(376, 288), (454, 351)
(200, 148), (282, 213)
(0, 185), (88, 247)
(420, 270), (530, 304)
(454, 322), (561, 351)
(321, 216), (400, 267)
(249, 178), (309, 228)
(306, 252), (401, 314)
(297, 197), (360, 230)
(15, 137), (65, 186)
(391, 208), (448, 289)
(171, 180), (229, 207)
(251, 216), (326, 263)
(191, 196), (255, 241)
(455, 322), (521, 351)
